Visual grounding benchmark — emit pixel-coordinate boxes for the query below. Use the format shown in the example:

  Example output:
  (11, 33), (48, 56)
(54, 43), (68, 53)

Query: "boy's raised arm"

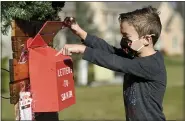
(71, 23), (125, 56)
(82, 33), (125, 55)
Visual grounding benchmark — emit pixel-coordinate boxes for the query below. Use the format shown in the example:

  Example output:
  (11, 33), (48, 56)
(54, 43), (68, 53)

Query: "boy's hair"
(118, 6), (162, 45)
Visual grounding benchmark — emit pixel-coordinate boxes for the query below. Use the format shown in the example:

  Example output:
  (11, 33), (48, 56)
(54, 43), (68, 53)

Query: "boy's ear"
(143, 35), (152, 46)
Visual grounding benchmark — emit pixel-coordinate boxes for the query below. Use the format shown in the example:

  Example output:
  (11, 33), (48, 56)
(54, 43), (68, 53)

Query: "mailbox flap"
(28, 21), (65, 48)
(36, 21), (65, 44)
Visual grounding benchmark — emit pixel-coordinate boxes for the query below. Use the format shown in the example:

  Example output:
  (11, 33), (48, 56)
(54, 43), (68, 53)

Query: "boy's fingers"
(68, 48), (73, 55)
(55, 52), (60, 56)
(64, 47), (72, 56)
(65, 47), (68, 55)
(55, 46), (75, 56)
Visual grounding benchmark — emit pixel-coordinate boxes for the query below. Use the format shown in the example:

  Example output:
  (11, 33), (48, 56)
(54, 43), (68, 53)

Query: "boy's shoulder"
(136, 51), (166, 77)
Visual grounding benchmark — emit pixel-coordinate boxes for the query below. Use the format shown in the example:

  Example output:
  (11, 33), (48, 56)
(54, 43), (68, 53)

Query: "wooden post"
(9, 19), (59, 121)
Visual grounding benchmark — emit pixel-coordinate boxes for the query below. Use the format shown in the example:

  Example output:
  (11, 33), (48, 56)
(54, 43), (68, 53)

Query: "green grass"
(1, 56), (184, 120)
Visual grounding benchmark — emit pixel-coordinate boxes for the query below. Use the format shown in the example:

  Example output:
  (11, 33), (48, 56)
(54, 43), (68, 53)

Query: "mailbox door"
(56, 58), (75, 111)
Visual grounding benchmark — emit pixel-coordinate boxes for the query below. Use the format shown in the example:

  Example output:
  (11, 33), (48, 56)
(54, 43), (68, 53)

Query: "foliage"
(1, 1), (65, 35)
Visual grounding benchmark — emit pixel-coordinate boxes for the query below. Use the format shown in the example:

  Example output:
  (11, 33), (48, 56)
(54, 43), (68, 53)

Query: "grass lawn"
(1, 56), (184, 120)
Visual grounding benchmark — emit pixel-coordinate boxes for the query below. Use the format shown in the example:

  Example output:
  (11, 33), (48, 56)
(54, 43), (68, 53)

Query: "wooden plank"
(9, 59), (14, 82)
(11, 27), (30, 37)
(13, 51), (22, 60)
(11, 19), (45, 37)
(9, 59), (29, 81)
(9, 59), (29, 104)
(9, 79), (30, 104)
(13, 59), (29, 81)
(11, 20), (30, 37)
(11, 36), (30, 52)
(9, 81), (21, 104)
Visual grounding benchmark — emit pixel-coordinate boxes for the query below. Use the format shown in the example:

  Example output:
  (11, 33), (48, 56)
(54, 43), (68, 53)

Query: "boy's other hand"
(70, 23), (81, 35)
(55, 44), (86, 56)
(70, 23), (87, 40)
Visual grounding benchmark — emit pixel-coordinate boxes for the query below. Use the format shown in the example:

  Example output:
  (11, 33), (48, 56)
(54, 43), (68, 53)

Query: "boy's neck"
(138, 48), (157, 57)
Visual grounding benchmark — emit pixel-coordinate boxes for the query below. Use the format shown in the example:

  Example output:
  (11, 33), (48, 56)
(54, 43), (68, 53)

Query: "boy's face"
(120, 21), (139, 41)
(120, 21), (146, 53)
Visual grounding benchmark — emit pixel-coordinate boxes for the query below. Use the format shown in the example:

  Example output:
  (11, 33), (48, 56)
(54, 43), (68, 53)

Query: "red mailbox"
(27, 21), (75, 112)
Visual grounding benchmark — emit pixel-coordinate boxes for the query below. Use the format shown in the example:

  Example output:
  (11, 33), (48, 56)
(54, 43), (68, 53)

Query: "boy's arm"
(82, 33), (122, 54)
(82, 47), (159, 80)
(55, 44), (161, 80)
(70, 23), (127, 57)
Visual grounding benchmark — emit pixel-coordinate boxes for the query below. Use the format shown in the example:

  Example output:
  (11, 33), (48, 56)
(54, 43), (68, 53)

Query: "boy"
(56, 6), (166, 121)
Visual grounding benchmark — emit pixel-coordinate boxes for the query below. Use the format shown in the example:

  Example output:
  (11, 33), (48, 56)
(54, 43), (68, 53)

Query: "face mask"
(120, 37), (144, 58)
(130, 38), (144, 51)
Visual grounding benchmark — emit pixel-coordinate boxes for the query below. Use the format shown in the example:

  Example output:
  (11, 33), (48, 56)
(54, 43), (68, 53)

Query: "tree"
(1, 1), (65, 35)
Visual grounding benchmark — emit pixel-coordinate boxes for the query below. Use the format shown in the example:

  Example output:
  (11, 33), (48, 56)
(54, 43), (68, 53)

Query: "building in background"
(158, 2), (184, 55)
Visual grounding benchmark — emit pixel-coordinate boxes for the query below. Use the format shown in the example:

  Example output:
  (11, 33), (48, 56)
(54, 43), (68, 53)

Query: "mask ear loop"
(150, 34), (155, 37)
(131, 37), (144, 51)
(137, 45), (144, 51)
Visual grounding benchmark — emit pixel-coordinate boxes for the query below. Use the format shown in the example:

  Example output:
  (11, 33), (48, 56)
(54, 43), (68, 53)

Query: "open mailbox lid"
(27, 21), (65, 48)
(27, 21), (75, 112)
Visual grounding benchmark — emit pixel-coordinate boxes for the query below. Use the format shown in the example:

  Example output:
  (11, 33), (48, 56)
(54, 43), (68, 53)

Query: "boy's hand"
(70, 23), (87, 40)
(55, 44), (86, 56)
(70, 23), (81, 35)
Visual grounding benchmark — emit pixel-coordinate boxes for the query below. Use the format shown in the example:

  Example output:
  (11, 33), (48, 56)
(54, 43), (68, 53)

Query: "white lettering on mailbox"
(63, 80), (69, 87)
(61, 90), (73, 101)
(57, 67), (72, 77)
